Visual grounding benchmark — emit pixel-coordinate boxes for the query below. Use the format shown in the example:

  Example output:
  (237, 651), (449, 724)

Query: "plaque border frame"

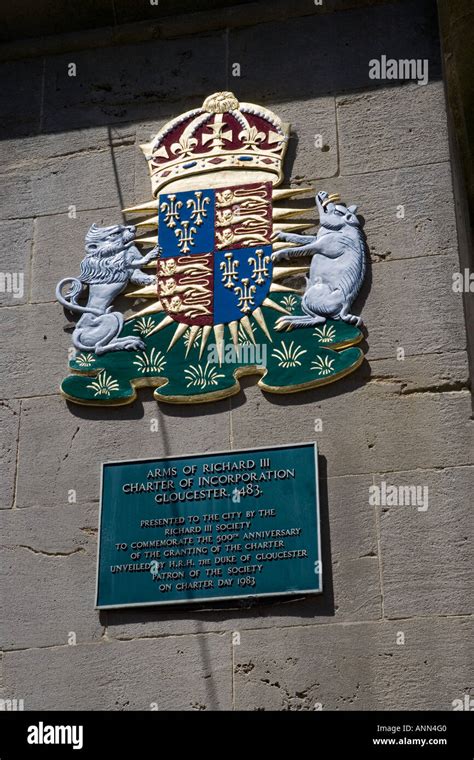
(95, 441), (322, 609)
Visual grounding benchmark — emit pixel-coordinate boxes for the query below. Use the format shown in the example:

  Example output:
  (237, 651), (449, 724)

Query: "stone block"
(0, 219), (33, 305)
(113, 0), (247, 27)
(378, 466), (474, 617)
(0, 170), (33, 221)
(30, 144), (137, 216)
(270, 97), (338, 181)
(15, 395), (231, 508)
(337, 82), (450, 174)
(361, 251), (467, 360)
(233, 617), (473, 709)
(367, 351), (469, 393)
(230, 383), (473, 478)
(0, 141), (136, 220)
(3, 1), (115, 43)
(0, 59), (43, 138)
(0, 124), (136, 174)
(0, 303), (72, 398)
(41, 35), (226, 132)
(326, 162), (458, 262)
(3, 634), (231, 710)
(229, 0), (441, 102)
(0, 502), (103, 649)
(0, 401), (20, 510)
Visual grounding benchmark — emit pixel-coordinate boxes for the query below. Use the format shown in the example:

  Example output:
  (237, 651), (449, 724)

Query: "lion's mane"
(80, 224), (132, 285)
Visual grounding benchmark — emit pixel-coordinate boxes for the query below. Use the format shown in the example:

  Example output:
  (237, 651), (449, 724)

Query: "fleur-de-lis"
(160, 195), (183, 229)
(234, 278), (257, 313)
(248, 248), (270, 285)
(239, 125), (266, 149)
(171, 134), (198, 157)
(175, 221), (197, 253)
(186, 192), (211, 226)
(220, 252), (239, 289)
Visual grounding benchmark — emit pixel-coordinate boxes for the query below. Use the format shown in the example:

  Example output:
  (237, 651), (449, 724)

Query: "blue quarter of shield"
(214, 245), (273, 324)
(159, 189), (215, 258)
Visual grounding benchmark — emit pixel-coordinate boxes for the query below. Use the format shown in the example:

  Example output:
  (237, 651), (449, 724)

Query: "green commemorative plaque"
(96, 442), (322, 608)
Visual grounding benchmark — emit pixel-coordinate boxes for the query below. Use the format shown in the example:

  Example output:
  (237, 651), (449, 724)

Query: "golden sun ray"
(272, 207), (311, 220)
(135, 235), (158, 245)
(272, 266), (309, 280)
(199, 325), (213, 359)
(263, 297), (290, 315)
(126, 284), (157, 298)
(252, 307), (272, 342)
(146, 314), (175, 336)
(272, 187), (313, 200)
(185, 325), (201, 357)
(126, 186), (317, 215)
(213, 324), (225, 365)
(273, 222), (313, 233)
(125, 300), (164, 320)
(123, 200), (158, 214)
(168, 322), (189, 351)
(135, 216), (158, 229)
(228, 320), (239, 349)
(240, 315), (256, 345)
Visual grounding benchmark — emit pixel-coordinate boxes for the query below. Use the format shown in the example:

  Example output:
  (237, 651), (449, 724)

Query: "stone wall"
(0, 0), (472, 710)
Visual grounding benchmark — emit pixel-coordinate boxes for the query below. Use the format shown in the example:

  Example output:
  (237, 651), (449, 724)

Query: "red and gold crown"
(141, 91), (290, 197)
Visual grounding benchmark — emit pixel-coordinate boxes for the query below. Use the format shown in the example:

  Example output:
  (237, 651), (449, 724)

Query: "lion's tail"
(55, 277), (102, 316)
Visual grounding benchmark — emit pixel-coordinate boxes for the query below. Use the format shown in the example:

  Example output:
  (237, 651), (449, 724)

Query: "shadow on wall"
(0, 0), (442, 140)
(102, 454), (335, 681)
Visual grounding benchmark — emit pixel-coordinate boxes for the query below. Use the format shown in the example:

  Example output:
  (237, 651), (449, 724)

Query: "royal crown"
(141, 91), (290, 197)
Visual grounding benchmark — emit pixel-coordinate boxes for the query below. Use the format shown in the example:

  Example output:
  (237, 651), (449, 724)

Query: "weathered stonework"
(0, 0), (472, 711)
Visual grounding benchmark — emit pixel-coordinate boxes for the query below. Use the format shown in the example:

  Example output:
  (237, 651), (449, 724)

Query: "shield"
(157, 181), (273, 326)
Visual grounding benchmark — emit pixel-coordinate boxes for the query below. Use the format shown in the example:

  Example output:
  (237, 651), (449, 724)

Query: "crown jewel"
(141, 91), (289, 197)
